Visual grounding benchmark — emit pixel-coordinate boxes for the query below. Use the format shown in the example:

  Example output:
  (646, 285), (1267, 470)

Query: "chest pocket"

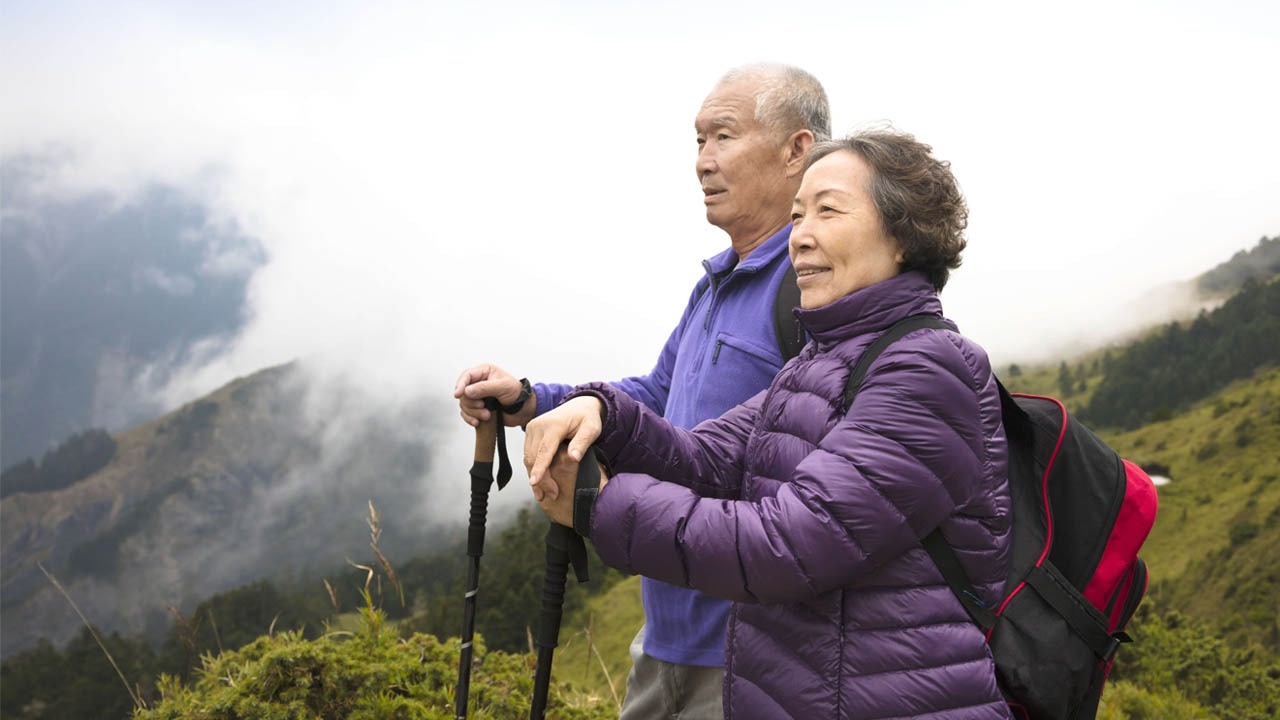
(712, 331), (779, 369)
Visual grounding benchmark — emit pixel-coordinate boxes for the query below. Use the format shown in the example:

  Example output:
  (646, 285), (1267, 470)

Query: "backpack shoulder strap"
(774, 264), (805, 361)
(837, 314), (1000, 630)
(838, 314), (951, 414)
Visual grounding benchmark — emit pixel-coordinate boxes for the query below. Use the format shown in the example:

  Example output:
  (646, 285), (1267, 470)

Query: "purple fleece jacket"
(574, 271), (1014, 719)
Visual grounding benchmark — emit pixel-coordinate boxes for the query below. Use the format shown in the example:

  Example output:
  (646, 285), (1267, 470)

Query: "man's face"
(695, 78), (793, 243)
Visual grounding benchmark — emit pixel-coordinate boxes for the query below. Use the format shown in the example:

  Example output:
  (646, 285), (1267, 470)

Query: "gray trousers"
(618, 625), (725, 719)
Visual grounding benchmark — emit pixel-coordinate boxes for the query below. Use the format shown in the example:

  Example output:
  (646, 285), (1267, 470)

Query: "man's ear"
(783, 129), (815, 177)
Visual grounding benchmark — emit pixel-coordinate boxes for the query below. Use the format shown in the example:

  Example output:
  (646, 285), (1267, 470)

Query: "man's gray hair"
(719, 63), (832, 143)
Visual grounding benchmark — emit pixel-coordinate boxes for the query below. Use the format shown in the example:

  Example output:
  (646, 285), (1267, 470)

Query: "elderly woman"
(526, 129), (1013, 719)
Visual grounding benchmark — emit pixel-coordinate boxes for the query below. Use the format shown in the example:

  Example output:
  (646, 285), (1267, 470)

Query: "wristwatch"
(498, 377), (533, 414)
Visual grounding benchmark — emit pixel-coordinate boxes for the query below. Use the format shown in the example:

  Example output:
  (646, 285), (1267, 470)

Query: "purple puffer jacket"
(574, 271), (1013, 719)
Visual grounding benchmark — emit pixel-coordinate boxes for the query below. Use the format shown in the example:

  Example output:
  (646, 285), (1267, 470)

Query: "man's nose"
(696, 146), (716, 178)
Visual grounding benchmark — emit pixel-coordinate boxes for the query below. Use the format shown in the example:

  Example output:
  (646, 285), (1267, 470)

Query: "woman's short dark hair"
(805, 129), (968, 292)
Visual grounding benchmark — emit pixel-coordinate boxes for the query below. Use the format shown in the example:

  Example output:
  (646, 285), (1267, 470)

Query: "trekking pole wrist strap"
(572, 447), (607, 538)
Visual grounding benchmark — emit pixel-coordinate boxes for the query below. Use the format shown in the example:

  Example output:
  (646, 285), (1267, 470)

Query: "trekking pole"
(529, 451), (594, 720)
(455, 400), (513, 720)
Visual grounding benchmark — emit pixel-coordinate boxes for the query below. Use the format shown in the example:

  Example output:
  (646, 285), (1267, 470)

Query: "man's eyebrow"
(695, 115), (739, 132)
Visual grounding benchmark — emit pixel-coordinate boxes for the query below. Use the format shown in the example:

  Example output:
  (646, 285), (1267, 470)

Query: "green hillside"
(1109, 365), (1280, 650)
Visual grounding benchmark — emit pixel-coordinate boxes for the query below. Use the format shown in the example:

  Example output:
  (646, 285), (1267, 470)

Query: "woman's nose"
(789, 217), (814, 250)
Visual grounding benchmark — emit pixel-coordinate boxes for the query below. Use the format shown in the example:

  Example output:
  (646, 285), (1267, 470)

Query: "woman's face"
(789, 150), (902, 309)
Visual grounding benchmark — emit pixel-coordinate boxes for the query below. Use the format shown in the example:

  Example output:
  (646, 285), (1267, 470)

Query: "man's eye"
(718, 133), (730, 141)
(791, 212), (804, 222)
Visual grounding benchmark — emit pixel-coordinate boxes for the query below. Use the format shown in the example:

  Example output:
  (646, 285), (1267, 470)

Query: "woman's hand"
(524, 395), (604, 501)
(536, 443), (608, 526)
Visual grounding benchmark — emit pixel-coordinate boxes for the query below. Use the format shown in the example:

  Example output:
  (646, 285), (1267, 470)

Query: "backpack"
(842, 315), (1159, 720)
(774, 264), (805, 361)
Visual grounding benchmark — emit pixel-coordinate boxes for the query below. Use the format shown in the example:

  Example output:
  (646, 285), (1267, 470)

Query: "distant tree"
(1058, 361), (1075, 397)
(1197, 235), (1280, 294)
(0, 458), (37, 495)
(1082, 277), (1280, 429)
(0, 429), (116, 498)
(158, 580), (303, 676)
(0, 627), (156, 720)
(1007, 363), (1022, 377)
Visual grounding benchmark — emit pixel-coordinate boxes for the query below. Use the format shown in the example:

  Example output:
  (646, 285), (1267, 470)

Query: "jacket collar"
(703, 224), (793, 280)
(797, 271), (944, 348)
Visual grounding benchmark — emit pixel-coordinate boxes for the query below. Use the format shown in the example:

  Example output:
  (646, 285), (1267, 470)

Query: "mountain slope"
(0, 363), (450, 658)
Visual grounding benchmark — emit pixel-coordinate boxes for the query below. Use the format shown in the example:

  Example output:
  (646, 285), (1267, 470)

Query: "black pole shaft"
(530, 524), (573, 720)
(455, 418), (497, 720)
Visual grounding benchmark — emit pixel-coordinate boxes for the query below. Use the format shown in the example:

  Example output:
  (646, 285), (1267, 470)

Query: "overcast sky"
(3, 0), (1277, 513)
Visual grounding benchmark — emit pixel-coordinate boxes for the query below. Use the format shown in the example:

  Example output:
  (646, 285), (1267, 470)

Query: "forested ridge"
(3, 240), (1277, 719)
(1081, 276), (1279, 429)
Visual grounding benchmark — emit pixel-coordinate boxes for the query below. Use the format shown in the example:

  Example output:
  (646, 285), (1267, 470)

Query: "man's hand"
(536, 443), (607, 527)
(453, 363), (537, 428)
(524, 395), (604, 501)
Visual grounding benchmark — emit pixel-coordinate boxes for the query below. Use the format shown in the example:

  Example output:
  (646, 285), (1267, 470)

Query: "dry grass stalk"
(585, 613), (621, 709)
(366, 500), (405, 608)
(37, 562), (146, 710)
(166, 604), (201, 654)
(207, 607), (224, 654)
(323, 578), (341, 613)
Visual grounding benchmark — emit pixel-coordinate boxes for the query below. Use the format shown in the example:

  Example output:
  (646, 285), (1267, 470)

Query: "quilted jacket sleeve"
(579, 334), (1005, 606)
(567, 381), (760, 498)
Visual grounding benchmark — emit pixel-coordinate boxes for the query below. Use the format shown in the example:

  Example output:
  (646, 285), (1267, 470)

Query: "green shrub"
(1110, 604), (1280, 720)
(1229, 521), (1260, 547)
(136, 606), (614, 720)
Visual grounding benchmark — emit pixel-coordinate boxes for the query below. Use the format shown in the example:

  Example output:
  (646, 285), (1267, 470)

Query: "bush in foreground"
(135, 606), (614, 720)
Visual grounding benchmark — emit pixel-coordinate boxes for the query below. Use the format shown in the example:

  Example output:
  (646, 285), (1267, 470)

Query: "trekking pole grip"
(467, 417), (498, 558)
(473, 415), (497, 463)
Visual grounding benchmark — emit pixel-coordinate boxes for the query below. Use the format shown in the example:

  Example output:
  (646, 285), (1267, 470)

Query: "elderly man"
(454, 63), (830, 718)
